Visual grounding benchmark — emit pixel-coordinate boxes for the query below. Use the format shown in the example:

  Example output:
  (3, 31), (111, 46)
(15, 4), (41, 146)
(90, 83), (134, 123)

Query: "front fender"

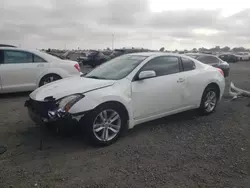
(68, 94), (100, 114)
(68, 87), (133, 119)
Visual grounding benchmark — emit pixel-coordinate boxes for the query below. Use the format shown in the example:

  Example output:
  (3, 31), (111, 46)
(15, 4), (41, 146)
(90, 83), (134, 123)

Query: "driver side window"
(140, 56), (180, 77)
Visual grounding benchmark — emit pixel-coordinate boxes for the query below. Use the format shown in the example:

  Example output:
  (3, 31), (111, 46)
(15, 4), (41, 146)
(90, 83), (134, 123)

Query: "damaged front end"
(24, 94), (87, 126)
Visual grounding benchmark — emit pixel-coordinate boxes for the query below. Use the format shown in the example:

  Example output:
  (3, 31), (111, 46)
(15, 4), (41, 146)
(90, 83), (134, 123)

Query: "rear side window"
(197, 55), (220, 64)
(4, 50), (33, 64)
(33, 54), (46, 62)
(181, 57), (195, 71)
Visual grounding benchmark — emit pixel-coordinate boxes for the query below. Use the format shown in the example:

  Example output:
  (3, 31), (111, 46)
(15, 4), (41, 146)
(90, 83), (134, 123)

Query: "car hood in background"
(220, 61), (229, 66)
(30, 77), (115, 101)
(78, 56), (88, 60)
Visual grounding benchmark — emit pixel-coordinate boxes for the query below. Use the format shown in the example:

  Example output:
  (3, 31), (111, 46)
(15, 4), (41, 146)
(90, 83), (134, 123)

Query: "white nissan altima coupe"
(0, 47), (82, 93)
(25, 52), (225, 146)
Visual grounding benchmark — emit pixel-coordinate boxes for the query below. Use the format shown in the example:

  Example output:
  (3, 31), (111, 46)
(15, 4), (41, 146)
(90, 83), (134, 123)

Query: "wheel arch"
(36, 68), (70, 87)
(95, 101), (130, 122)
(204, 82), (220, 99)
(38, 73), (62, 87)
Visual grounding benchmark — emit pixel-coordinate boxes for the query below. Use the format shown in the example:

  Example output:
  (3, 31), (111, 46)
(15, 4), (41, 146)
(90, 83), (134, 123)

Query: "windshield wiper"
(85, 76), (106, 79)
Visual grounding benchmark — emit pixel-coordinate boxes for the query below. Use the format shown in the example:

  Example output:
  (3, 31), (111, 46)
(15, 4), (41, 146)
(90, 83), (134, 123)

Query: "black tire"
(90, 64), (96, 68)
(39, 74), (62, 87)
(198, 86), (219, 115)
(84, 103), (128, 146)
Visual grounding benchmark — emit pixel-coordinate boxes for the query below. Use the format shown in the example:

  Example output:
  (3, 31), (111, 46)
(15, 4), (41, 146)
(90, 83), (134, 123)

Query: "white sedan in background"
(236, 52), (250, 61)
(0, 47), (82, 93)
(26, 52), (225, 146)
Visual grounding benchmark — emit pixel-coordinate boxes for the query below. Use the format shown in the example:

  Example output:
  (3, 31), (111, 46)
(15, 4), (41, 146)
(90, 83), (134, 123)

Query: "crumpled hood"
(30, 77), (115, 101)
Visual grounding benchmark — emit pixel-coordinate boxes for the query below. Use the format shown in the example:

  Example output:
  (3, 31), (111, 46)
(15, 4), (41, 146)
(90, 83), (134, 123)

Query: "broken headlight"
(57, 94), (84, 112)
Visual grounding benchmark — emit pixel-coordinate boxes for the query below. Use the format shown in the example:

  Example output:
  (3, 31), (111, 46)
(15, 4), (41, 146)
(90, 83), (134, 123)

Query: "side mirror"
(138, 70), (156, 80)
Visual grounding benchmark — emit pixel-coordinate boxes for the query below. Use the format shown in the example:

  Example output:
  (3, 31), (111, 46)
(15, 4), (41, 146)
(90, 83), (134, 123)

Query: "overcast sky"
(1, 0), (250, 50)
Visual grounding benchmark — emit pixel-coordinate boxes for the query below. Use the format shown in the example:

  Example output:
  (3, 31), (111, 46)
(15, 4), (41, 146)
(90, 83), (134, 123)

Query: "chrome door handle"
(177, 78), (185, 83)
(37, 64), (44, 67)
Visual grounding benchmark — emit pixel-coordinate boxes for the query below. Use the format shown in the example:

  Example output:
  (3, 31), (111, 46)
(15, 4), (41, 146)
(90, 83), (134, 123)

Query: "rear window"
(197, 55), (220, 64)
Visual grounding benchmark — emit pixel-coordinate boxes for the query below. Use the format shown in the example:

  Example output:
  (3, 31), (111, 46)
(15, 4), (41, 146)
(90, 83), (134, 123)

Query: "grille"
(28, 98), (57, 118)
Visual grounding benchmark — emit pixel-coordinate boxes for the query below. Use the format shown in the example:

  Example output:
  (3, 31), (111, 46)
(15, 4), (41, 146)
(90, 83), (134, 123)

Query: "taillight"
(217, 68), (224, 77)
(74, 63), (81, 72)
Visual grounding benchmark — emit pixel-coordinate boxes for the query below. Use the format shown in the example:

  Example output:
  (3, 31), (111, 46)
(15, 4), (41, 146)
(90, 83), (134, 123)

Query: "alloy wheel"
(41, 75), (61, 86)
(204, 91), (217, 112)
(92, 109), (121, 142)
(43, 76), (56, 85)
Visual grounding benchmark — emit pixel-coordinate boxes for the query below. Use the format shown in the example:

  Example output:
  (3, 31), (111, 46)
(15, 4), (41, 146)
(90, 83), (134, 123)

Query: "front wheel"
(198, 86), (219, 115)
(84, 103), (127, 146)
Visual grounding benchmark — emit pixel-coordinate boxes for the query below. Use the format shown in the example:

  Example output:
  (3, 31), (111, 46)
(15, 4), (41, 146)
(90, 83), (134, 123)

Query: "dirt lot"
(1, 62), (250, 188)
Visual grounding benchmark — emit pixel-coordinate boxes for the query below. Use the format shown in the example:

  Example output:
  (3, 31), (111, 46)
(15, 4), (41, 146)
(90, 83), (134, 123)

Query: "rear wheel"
(90, 63), (96, 68)
(39, 74), (61, 87)
(198, 86), (219, 115)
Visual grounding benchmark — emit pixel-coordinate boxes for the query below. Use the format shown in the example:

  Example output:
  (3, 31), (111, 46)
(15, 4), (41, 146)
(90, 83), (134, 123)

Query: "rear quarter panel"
(35, 61), (80, 87)
(50, 60), (80, 76)
(185, 62), (225, 107)
(200, 67), (225, 101)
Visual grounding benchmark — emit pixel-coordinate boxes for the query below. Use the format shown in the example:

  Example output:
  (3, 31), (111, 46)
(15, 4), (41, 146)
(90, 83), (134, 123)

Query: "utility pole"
(112, 34), (114, 50)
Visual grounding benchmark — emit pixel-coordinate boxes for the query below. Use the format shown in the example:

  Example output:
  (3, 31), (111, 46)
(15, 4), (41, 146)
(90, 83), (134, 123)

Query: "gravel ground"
(0, 62), (250, 188)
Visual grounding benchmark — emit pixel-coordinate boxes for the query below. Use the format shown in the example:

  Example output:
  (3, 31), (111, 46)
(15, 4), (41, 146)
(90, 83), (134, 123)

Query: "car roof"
(126, 52), (189, 57)
(219, 53), (235, 55)
(0, 47), (50, 55)
(0, 47), (36, 51)
(0, 44), (17, 47)
(0, 47), (62, 62)
(185, 53), (218, 58)
(0, 47), (19, 50)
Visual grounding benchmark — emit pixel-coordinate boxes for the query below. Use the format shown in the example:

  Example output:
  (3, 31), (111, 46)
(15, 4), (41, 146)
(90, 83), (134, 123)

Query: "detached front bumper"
(25, 98), (88, 127)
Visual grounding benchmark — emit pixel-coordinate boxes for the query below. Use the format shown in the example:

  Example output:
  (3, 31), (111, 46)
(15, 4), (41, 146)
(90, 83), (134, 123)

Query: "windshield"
(85, 54), (148, 80)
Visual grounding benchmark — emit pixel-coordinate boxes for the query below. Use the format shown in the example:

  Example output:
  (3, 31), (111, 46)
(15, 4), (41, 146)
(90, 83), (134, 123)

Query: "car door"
(0, 49), (49, 92)
(131, 56), (185, 121)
